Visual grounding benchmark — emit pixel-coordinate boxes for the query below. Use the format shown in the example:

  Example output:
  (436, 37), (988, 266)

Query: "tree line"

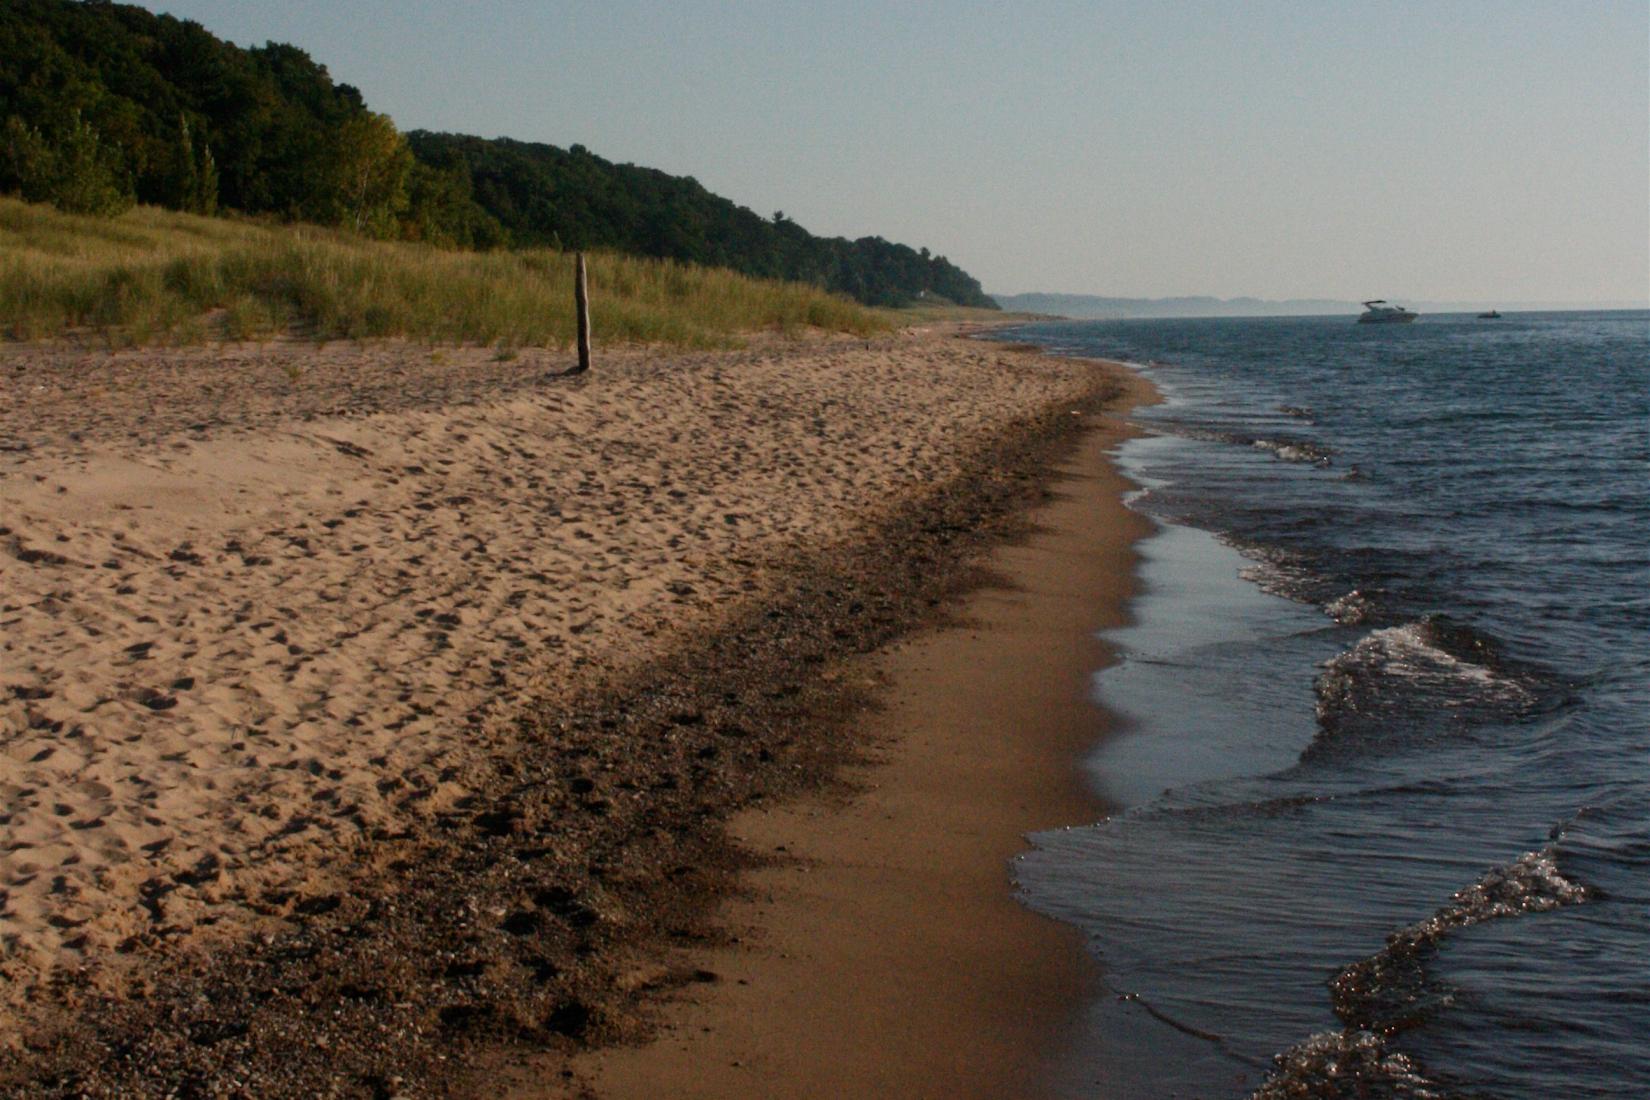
(0, 0), (996, 309)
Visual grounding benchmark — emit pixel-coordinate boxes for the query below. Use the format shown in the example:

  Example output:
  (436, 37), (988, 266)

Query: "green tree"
(0, 109), (132, 216)
(403, 159), (506, 248)
(194, 139), (218, 215)
(324, 111), (411, 236)
(0, 116), (53, 199)
(52, 109), (134, 215)
(163, 113), (216, 213)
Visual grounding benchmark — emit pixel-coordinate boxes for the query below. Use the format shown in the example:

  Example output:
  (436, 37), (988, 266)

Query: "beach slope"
(557, 389), (1152, 1099)
(1, 327), (1141, 1096)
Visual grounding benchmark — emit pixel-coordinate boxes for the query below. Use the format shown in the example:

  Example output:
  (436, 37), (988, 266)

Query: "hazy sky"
(137, 1), (1648, 303)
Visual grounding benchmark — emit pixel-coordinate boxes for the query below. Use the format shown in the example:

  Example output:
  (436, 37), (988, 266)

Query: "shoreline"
(1, 328), (1148, 1096)
(543, 364), (1159, 1098)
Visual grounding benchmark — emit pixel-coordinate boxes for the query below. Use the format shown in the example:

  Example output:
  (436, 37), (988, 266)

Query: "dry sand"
(0, 328), (1114, 1051)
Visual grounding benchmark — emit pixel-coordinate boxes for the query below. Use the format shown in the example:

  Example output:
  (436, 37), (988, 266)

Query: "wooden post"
(573, 251), (592, 374)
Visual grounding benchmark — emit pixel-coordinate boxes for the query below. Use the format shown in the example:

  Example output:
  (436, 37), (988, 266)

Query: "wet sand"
(541, 375), (1157, 1098)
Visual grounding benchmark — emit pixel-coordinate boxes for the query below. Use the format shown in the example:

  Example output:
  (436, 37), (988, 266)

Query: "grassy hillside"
(2, 0), (994, 309)
(0, 196), (886, 347)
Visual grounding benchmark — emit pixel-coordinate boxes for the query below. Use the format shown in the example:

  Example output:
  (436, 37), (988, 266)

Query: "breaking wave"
(1252, 1030), (1452, 1100)
(1307, 617), (1540, 763)
(1152, 420), (1337, 466)
(1253, 847), (1591, 1098)
(1252, 437), (1335, 465)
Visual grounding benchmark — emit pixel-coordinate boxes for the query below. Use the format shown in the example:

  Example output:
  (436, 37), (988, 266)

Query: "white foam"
(1440, 847), (1589, 926)
(1325, 589), (1374, 625)
(1325, 623), (1530, 704)
(1253, 1028), (1445, 1099)
(1251, 437), (1334, 465)
(1228, 539), (1323, 604)
(1259, 848), (1590, 1098)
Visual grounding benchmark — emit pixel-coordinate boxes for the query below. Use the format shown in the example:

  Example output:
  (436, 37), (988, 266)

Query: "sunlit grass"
(0, 197), (887, 347)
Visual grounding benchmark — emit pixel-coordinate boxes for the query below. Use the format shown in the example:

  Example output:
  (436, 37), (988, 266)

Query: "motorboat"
(1478, 309), (1502, 319)
(1357, 300), (1418, 324)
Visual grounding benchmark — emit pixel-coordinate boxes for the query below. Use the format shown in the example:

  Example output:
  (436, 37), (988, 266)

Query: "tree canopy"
(407, 132), (995, 308)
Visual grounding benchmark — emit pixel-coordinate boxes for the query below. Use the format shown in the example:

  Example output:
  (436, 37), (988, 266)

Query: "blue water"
(1003, 312), (1649, 1098)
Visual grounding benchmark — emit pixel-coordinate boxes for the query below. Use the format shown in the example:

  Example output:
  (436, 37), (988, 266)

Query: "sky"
(136, 1), (1648, 304)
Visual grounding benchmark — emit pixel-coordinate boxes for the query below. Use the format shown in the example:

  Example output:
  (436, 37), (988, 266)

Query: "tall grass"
(0, 197), (886, 347)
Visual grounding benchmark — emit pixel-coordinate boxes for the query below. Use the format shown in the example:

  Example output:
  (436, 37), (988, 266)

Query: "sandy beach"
(1, 325), (1143, 1096)
(553, 387), (1154, 1099)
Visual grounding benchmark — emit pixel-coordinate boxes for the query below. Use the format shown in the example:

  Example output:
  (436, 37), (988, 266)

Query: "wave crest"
(1308, 616), (1538, 763)
(1255, 847), (1590, 1099)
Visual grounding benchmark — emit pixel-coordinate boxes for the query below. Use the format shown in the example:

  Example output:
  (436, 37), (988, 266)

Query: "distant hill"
(992, 293), (1360, 319)
(407, 131), (995, 309)
(993, 293), (1649, 320)
(0, 0), (993, 309)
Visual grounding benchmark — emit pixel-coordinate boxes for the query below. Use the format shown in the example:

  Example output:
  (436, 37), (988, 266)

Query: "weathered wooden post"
(572, 251), (592, 374)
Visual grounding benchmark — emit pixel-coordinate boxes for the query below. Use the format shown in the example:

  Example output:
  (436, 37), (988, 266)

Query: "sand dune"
(0, 329), (1096, 1023)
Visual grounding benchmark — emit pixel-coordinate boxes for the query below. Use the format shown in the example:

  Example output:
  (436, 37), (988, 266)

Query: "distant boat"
(1357, 300), (1418, 324)
(1478, 309), (1502, 319)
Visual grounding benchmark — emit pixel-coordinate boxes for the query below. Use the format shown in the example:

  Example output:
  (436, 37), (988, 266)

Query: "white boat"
(1357, 300), (1418, 324)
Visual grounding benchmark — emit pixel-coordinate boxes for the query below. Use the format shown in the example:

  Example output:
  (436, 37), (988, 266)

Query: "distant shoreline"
(991, 294), (1650, 321)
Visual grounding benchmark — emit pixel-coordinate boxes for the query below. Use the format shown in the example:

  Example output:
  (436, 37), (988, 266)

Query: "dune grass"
(0, 197), (887, 348)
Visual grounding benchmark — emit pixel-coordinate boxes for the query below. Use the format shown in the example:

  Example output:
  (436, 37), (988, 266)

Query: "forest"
(0, 0), (996, 309)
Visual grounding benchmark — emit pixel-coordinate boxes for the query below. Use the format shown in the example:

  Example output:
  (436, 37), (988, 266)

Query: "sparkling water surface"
(1001, 312), (1648, 1099)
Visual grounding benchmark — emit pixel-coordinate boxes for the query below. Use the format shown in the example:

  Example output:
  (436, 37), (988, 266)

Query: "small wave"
(1238, 557), (1324, 604)
(1308, 616), (1539, 762)
(1327, 619), (1521, 699)
(1253, 847), (1590, 1099)
(1252, 1029), (1453, 1099)
(1150, 421), (1335, 465)
(1279, 404), (1316, 422)
(1229, 547), (1392, 625)
(1252, 437), (1335, 466)
(1149, 422), (1248, 447)
(1228, 540), (1343, 608)
(1330, 847), (1589, 1030)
